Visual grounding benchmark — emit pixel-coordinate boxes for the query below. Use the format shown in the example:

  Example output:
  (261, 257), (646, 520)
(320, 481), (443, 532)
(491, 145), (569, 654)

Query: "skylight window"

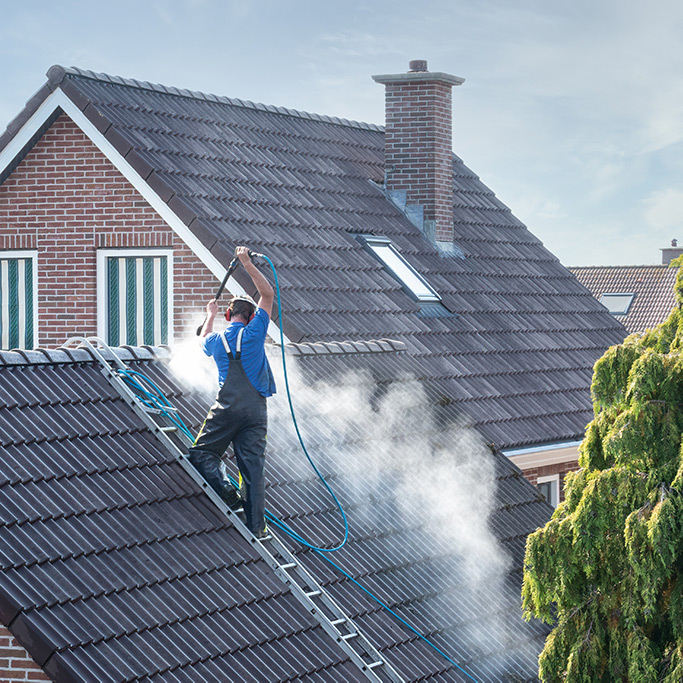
(360, 236), (440, 302)
(599, 293), (635, 315)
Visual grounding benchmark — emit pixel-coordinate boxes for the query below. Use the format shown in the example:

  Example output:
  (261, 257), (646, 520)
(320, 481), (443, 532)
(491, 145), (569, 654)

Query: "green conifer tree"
(522, 263), (683, 682)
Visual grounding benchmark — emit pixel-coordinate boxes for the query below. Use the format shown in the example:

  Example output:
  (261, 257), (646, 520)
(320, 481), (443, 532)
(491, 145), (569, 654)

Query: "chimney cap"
(372, 64), (464, 87)
(408, 60), (428, 72)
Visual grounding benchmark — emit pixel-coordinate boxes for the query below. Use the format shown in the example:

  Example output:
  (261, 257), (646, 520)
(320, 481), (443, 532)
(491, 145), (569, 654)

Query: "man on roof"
(189, 246), (276, 538)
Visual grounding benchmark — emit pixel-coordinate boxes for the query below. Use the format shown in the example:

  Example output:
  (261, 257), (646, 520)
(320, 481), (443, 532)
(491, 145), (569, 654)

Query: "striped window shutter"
(0, 257), (34, 350)
(106, 255), (168, 346)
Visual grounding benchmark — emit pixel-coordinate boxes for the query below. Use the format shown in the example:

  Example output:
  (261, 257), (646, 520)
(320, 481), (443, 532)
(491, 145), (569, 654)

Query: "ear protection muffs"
(225, 306), (256, 323)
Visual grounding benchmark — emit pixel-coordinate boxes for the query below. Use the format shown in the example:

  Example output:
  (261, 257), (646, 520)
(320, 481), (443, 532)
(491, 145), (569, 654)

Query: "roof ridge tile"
(285, 337), (406, 356)
(50, 64), (384, 132)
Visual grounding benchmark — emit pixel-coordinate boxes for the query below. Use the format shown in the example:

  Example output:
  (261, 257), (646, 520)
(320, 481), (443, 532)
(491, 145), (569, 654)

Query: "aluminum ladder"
(62, 338), (405, 683)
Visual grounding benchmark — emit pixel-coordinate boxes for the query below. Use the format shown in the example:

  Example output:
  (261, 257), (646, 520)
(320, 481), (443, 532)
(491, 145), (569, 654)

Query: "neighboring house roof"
(0, 65), (627, 451)
(0, 345), (551, 682)
(569, 265), (678, 335)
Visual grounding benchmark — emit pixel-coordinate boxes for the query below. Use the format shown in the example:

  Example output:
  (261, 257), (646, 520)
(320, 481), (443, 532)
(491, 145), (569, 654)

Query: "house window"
(599, 293), (635, 315)
(0, 251), (37, 350)
(537, 474), (560, 508)
(97, 249), (172, 347)
(358, 235), (440, 302)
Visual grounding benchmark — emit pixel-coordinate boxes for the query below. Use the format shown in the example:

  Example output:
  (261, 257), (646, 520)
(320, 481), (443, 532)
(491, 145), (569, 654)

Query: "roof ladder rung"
(159, 426), (177, 432)
(305, 590), (322, 598)
(341, 632), (359, 640)
(367, 661), (384, 669)
(330, 618), (347, 626)
(279, 562), (298, 570)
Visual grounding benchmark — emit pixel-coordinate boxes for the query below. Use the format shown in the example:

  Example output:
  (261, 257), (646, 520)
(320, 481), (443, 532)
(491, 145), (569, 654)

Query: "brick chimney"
(373, 60), (464, 244)
(661, 238), (683, 265)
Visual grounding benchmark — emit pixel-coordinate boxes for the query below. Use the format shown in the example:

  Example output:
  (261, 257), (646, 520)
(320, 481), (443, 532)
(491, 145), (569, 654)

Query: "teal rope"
(318, 552), (479, 682)
(258, 253), (349, 552)
(117, 369), (195, 439)
(117, 256), (479, 682)
(259, 254), (479, 682)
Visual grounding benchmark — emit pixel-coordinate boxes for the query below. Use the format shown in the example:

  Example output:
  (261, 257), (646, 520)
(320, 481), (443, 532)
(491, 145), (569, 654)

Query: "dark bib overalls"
(190, 328), (268, 534)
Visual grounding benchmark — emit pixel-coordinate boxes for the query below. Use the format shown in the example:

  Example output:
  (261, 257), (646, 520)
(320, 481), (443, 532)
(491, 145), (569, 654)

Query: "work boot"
(218, 483), (243, 511)
(189, 449), (243, 511)
(253, 524), (269, 539)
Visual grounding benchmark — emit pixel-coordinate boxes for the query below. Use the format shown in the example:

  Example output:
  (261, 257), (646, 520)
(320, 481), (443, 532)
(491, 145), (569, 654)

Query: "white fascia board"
(0, 88), (291, 346)
(0, 90), (66, 172)
(504, 441), (582, 470)
(502, 440), (582, 458)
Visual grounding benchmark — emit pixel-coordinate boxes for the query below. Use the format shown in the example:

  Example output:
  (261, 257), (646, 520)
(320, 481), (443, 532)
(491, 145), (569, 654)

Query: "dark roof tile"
(0, 350), (548, 680)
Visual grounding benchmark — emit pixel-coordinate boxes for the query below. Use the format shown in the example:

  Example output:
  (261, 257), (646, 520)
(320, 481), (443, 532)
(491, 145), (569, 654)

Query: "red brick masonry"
(382, 78), (455, 242)
(0, 114), (218, 348)
(0, 627), (50, 682)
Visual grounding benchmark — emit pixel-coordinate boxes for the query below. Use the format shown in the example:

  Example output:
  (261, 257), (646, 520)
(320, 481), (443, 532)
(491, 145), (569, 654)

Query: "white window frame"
(96, 248), (174, 347)
(0, 250), (39, 349)
(359, 235), (441, 302)
(537, 474), (560, 508)
(599, 292), (635, 315)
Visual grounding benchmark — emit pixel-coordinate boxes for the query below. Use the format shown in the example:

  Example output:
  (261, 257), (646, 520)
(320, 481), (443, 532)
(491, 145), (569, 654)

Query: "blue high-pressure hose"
(118, 253), (479, 683)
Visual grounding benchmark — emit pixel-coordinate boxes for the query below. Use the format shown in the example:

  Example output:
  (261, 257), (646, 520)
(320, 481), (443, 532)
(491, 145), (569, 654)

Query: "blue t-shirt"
(202, 308), (276, 397)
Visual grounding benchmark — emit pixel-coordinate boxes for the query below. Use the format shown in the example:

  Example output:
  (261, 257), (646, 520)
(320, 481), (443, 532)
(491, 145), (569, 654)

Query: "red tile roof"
(569, 265), (679, 334)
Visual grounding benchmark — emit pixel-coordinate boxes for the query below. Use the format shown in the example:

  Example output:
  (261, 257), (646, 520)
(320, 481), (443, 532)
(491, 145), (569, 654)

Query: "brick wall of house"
(381, 77), (455, 242)
(523, 460), (581, 504)
(0, 627), (50, 682)
(0, 114), (218, 348)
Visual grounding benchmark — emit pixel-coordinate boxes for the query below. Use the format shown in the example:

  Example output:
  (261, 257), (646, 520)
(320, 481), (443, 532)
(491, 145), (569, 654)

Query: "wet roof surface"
(0, 346), (550, 681)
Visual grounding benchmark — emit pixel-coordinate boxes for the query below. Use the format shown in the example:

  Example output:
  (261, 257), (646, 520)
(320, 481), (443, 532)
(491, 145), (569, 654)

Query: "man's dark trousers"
(189, 344), (267, 535)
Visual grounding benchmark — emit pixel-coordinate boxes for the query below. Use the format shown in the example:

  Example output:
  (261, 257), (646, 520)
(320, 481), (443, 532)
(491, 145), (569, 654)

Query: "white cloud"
(508, 191), (567, 224)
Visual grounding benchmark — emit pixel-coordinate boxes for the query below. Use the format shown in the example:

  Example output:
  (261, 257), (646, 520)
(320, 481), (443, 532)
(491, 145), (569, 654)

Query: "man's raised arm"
(236, 246), (273, 318)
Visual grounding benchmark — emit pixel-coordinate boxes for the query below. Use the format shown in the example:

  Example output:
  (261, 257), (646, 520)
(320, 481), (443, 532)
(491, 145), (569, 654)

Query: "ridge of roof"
(286, 338), (407, 356)
(46, 65), (385, 133)
(0, 338), (406, 365)
(0, 344), (169, 366)
(568, 264), (672, 270)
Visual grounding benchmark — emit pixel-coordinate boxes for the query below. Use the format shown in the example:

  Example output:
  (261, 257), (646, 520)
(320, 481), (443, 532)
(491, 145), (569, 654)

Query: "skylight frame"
(358, 235), (441, 302)
(599, 292), (635, 315)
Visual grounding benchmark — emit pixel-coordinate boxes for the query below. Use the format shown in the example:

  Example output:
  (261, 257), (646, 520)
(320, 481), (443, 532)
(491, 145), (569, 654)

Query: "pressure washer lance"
(194, 251), (265, 336)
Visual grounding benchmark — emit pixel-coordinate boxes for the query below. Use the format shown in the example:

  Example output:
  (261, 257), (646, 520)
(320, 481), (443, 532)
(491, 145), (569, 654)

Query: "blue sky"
(2, 0), (683, 265)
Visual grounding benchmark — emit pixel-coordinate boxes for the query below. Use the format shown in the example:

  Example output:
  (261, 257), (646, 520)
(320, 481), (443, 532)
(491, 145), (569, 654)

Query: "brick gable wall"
(0, 114), (217, 348)
(0, 627), (50, 682)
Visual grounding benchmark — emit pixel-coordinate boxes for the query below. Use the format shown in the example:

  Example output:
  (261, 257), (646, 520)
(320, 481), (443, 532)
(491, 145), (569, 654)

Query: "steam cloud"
(170, 336), (525, 680)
